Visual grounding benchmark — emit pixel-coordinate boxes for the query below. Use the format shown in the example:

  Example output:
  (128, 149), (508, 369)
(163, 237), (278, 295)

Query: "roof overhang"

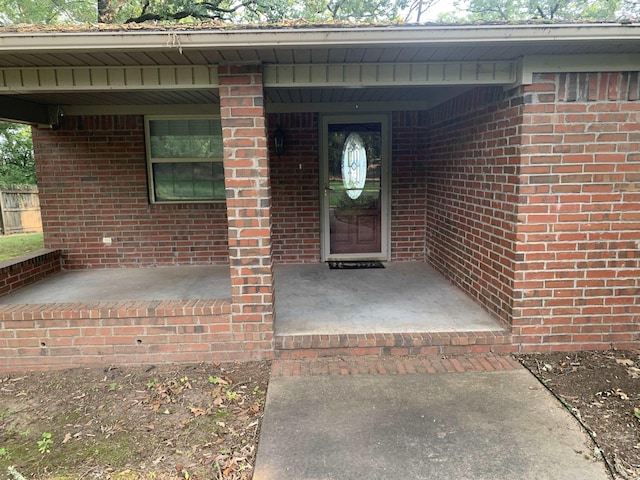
(1, 23), (639, 55)
(0, 23), (639, 123)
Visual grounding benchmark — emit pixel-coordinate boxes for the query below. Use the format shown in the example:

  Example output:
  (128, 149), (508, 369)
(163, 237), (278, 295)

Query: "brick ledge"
(0, 298), (232, 319)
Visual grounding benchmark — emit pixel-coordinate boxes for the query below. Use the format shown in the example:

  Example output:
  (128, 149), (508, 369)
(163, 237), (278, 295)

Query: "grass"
(0, 232), (44, 262)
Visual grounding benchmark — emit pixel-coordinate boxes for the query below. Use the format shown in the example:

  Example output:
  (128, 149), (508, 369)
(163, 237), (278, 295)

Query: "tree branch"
(126, 0), (262, 23)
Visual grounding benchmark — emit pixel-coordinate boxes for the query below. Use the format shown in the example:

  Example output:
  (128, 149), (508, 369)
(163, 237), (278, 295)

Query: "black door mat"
(328, 260), (385, 269)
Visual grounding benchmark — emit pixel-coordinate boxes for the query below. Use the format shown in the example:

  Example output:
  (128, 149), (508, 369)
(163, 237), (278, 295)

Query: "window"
(145, 116), (225, 203)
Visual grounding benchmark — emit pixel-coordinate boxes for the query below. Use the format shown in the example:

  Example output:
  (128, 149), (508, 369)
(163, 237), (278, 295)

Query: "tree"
(453, 0), (624, 21)
(123, 0), (266, 23)
(404, 0), (442, 22)
(0, 122), (36, 185)
(291, 0), (409, 22)
(99, 0), (134, 23)
(124, 0), (412, 24)
(0, 0), (415, 24)
(0, 0), (634, 30)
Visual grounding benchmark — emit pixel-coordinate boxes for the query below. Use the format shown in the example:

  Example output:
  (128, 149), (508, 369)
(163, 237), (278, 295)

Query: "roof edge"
(0, 23), (639, 53)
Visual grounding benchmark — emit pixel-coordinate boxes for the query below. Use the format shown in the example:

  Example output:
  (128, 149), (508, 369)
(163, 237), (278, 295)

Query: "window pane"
(149, 119), (223, 158)
(153, 162), (225, 202)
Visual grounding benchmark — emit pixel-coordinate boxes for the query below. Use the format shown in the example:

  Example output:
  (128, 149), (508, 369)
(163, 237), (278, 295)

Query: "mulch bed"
(518, 350), (640, 479)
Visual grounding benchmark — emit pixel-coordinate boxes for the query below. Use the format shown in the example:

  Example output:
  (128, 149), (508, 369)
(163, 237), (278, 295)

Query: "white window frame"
(144, 114), (225, 204)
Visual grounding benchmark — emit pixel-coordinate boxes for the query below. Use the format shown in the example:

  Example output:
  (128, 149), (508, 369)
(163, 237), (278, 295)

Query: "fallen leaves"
(616, 359), (635, 367)
(597, 388), (630, 401)
(0, 361), (270, 479)
(520, 351), (640, 479)
(627, 367), (640, 379)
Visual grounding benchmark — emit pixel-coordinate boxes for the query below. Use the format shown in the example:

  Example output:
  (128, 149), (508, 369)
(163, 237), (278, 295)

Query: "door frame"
(320, 113), (391, 262)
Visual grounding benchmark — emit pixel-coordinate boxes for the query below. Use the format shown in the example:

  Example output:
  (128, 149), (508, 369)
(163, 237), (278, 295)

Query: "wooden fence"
(0, 185), (42, 235)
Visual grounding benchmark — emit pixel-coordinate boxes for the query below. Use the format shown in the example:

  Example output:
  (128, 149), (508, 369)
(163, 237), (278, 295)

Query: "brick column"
(219, 64), (274, 357)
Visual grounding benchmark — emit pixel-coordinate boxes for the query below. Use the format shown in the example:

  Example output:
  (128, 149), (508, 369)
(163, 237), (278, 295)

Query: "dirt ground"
(0, 361), (270, 480)
(519, 350), (640, 480)
(0, 351), (638, 479)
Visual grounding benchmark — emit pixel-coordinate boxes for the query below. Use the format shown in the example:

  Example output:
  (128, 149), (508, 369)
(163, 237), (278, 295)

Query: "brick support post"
(219, 65), (275, 354)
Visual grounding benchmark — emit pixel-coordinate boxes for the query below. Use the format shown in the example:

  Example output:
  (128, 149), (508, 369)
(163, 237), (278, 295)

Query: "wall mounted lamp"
(273, 127), (285, 156)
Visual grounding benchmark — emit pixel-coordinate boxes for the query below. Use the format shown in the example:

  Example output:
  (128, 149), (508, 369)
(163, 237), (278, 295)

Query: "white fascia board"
(515, 53), (640, 86)
(0, 24), (639, 54)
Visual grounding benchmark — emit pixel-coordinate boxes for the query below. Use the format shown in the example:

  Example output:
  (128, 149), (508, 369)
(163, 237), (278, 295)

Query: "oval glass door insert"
(341, 132), (367, 199)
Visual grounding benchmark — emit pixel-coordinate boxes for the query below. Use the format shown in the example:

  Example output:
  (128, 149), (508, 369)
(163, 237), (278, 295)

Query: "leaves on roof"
(0, 18), (637, 34)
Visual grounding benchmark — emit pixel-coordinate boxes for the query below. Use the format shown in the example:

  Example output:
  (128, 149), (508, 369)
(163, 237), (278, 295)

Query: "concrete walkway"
(254, 356), (610, 480)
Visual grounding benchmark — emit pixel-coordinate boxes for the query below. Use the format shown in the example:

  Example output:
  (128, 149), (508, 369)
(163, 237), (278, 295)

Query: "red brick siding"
(391, 111), (428, 261)
(269, 113), (321, 264)
(425, 87), (522, 327)
(219, 65), (275, 339)
(32, 115), (229, 269)
(0, 300), (274, 372)
(0, 249), (61, 297)
(514, 72), (640, 351)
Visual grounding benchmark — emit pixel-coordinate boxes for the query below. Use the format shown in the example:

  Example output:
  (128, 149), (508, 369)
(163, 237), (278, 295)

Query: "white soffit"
(0, 65), (217, 92)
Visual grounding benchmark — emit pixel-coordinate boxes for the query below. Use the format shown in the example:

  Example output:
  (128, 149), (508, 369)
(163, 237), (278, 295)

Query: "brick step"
(274, 330), (514, 358)
(271, 354), (523, 376)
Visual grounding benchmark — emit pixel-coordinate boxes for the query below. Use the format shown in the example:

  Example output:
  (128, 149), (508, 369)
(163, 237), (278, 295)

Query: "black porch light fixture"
(273, 127), (285, 156)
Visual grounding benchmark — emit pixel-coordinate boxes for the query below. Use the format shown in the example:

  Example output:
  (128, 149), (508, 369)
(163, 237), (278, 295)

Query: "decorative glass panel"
(341, 133), (367, 200)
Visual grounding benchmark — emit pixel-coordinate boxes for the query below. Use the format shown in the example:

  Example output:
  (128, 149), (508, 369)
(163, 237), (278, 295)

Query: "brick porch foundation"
(0, 299), (278, 372)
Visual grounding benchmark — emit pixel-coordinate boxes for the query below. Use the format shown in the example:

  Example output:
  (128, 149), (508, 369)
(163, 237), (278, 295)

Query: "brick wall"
(32, 110), (433, 268)
(269, 113), (321, 263)
(0, 299), (272, 372)
(514, 72), (640, 351)
(0, 249), (61, 297)
(32, 115), (229, 269)
(424, 75), (640, 351)
(425, 87), (522, 327)
(391, 111), (428, 261)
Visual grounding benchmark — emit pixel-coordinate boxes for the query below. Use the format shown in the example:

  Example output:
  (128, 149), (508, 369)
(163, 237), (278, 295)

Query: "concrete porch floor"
(275, 263), (503, 335)
(0, 265), (232, 303)
(0, 263), (505, 336)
